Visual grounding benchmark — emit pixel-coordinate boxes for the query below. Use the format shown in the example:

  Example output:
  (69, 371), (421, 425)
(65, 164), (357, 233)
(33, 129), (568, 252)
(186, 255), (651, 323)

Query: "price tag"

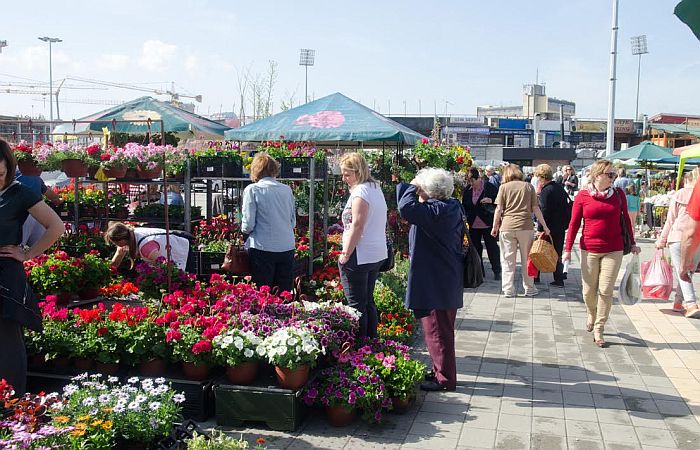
(210, 264), (220, 269)
(293, 168), (302, 173)
(61, 212), (68, 217)
(206, 166), (214, 172)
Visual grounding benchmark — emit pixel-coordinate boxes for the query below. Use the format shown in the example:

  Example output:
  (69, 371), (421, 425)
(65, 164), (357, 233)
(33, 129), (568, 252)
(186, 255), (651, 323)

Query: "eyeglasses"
(604, 172), (616, 179)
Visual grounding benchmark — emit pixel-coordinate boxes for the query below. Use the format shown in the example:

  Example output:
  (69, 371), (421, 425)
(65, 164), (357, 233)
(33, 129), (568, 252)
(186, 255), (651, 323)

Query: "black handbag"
(615, 189), (633, 255)
(463, 243), (484, 288)
(378, 239), (395, 272)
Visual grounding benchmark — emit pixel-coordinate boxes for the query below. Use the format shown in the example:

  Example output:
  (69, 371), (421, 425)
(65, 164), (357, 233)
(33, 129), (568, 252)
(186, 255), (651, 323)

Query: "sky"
(1, 0), (699, 121)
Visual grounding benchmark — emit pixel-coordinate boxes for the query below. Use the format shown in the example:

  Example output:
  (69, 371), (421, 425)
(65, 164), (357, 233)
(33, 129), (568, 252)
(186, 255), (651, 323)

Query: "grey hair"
(414, 167), (454, 200)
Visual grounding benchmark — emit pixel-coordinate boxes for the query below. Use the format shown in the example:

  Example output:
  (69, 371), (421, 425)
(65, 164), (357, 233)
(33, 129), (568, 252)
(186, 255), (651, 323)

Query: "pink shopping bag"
(640, 249), (673, 300)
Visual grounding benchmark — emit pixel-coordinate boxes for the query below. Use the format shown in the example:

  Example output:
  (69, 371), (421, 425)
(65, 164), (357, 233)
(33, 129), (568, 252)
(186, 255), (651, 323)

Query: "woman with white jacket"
(657, 168), (700, 318)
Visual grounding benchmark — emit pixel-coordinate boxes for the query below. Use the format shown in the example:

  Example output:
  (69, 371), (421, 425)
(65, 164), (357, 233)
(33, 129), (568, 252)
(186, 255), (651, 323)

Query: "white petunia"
(173, 393), (186, 403)
(155, 377), (166, 384)
(98, 394), (111, 404)
(127, 377), (139, 384)
(108, 376), (119, 383)
(63, 384), (78, 396)
(127, 402), (141, 411)
(243, 348), (254, 358)
(149, 401), (162, 411)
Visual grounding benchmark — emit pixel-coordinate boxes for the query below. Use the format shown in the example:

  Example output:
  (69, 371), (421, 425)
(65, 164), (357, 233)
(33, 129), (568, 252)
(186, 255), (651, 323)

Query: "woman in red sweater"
(563, 160), (640, 347)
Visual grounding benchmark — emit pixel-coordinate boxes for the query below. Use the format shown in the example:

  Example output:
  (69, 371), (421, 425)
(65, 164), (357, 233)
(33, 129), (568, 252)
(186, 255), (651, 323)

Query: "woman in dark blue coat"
(397, 168), (464, 392)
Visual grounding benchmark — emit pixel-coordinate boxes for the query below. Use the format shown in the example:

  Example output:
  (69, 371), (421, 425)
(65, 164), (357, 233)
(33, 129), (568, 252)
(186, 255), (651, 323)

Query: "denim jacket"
(241, 178), (296, 252)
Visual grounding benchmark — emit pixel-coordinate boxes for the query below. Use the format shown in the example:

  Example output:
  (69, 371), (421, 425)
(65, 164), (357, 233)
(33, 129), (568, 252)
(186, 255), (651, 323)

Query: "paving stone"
(566, 419), (602, 439)
(530, 433), (566, 450)
(595, 409), (633, 425)
(566, 437), (605, 450)
(456, 427), (496, 448)
(494, 431), (531, 450)
(463, 412), (499, 429)
(599, 423), (640, 444)
(497, 413), (531, 433)
(531, 416), (566, 435)
(408, 420), (463, 437)
(633, 427), (678, 448)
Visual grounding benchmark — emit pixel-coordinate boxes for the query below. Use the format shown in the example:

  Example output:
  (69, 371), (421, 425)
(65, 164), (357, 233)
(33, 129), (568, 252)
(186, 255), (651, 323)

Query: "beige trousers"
(498, 230), (535, 295)
(580, 250), (624, 332)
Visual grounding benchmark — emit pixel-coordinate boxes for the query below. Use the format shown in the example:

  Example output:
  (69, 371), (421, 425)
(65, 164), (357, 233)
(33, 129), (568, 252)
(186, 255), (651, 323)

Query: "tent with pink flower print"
(224, 92), (426, 145)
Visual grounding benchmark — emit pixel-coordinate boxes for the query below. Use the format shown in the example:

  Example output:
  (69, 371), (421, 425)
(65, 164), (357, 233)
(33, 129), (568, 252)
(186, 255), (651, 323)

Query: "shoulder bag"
(615, 189), (633, 255)
(461, 208), (484, 289)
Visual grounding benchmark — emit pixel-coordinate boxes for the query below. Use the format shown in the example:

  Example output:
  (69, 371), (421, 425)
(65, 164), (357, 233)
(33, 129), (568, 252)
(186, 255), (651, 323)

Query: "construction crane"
(65, 76), (202, 105)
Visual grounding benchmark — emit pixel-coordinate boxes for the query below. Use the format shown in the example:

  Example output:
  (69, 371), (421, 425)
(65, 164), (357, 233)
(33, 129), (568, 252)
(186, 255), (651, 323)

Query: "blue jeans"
(248, 248), (294, 292)
(339, 251), (383, 339)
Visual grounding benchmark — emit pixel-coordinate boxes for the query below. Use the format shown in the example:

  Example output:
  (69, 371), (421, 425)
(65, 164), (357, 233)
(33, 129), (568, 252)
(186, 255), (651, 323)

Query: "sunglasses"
(604, 172), (616, 179)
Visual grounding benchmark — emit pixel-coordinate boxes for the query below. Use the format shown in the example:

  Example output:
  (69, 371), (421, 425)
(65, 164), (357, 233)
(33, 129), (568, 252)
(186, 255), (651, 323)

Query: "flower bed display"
(191, 141), (246, 178)
(0, 375), (185, 450)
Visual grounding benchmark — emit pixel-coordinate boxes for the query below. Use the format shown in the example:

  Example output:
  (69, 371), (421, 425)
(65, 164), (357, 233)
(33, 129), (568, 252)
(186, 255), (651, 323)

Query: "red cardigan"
(565, 189), (636, 253)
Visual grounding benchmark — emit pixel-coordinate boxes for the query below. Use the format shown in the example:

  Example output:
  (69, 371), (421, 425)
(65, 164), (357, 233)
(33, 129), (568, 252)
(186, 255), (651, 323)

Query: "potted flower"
(107, 190), (129, 219)
(78, 252), (113, 299)
(48, 142), (90, 177)
(164, 145), (188, 179)
(262, 325), (323, 390)
(26, 250), (83, 301)
(364, 346), (425, 413)
(12, 140), (42, 175)
(38, 299), (78, 368)
(101, 146), (130, 178)
(168, 324), (216, 380)
(56, 374), (185, 448)
(212, 327), (265, 385)
(192, 141), (243, 178)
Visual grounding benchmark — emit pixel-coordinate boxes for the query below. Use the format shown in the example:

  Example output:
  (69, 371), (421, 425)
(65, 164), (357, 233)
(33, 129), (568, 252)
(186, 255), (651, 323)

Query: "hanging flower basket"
(137, 164), (163, 180)
(103, 165), (128, 179)
(61, 159), (88, 178)
(17, 160), (42, 176)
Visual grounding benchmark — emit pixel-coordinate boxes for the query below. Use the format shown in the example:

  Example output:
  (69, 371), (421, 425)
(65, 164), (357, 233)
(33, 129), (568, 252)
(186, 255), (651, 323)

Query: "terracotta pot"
(28, 353), (47, 370)
(55, 292), (72, 306)
(391, 396), (415, 414)
(138, 359), (168, 377)
(225, 361), (259, 385)
(103, 165), (127, 179)
(74, 357), (94, 372)
(325, 405), (357, 427)
(18, 160), (42, 176)
(52, 356), (71, 372)
(95, 361), (120, 376)
(124, 168), (138, 179)
(61, 159), (88, 178)
(136, 164), (162, 180)
(274, 365), (310, 390)
(182, 361), (210, 381)
(78, 287), (102, 300)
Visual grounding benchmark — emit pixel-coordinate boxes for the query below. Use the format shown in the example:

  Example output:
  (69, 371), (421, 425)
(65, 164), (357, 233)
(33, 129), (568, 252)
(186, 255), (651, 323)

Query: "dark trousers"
(469, 227), (501, 275)
(535, 229), (565, 283)
(0, 318), (27, 395)
(248, 248), (294, 292)
(339, 251), (382, 339)
(421, 309), (457, 390)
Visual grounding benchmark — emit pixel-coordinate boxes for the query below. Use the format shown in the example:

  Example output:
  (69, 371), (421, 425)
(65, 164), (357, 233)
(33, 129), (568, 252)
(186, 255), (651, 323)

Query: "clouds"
(98, 54), (130, 71)
(139, 40), (177, 72)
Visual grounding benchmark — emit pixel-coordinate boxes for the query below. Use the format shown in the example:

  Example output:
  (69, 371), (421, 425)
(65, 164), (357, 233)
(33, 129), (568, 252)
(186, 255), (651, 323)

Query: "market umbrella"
(677, 145), (700, 185)
(224, 92), (426, 145)
(676, 0), (700, 42)
(672, 142), (700, 156)
(52, 96), (230, 139)
(609, 141), (674, 162)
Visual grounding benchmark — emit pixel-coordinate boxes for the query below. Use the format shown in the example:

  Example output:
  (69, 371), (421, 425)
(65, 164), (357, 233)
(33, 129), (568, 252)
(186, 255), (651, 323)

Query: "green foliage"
(110, 132), (180, 147)
(374, 280), (404, 314)
(378, 256), (410, 301)
(186, 430), (266, 450)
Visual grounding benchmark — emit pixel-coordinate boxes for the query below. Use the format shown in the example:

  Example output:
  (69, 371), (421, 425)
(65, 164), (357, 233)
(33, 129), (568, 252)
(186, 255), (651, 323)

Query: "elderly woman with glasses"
(564, 160), (640, 348)
(397, 168), (464, 391)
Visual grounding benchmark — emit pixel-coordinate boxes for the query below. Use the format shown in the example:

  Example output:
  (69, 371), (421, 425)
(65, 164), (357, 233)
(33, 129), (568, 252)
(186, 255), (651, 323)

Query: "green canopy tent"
(609, 141), (674, 162)
(53, 96), (230, 139)
(224, 92), (427, 145)
(676, 0), (700, 41)
(677, 145), (700, 185)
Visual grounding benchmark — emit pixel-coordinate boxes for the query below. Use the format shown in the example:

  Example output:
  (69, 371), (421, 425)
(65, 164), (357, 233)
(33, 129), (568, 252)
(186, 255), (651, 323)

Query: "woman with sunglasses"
(563, 160), (640, 347)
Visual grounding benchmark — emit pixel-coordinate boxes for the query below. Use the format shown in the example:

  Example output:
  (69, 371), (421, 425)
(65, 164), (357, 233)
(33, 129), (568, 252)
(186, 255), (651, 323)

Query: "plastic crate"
(194, 157), (242, 178)
(164, 376), (215, 422)
(197, 251), (225, 275)
(280, 157), (327, 179)
(213, 374), (308, 431)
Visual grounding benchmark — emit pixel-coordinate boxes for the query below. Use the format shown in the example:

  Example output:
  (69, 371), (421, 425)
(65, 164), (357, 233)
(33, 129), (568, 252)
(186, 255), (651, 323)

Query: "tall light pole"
(605, 0), (619, 156)
(631, 35), (649, 121)
(299, 49), (315, 104)
(0, 40), (7, 53)
(38, 36), (62, 125)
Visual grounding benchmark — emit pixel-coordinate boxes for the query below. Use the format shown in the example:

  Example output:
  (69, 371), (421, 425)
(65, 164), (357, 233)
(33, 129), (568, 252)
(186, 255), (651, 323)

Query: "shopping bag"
(529, 235), (558, 273)
(526, 256), (539, 278)
(640, 249), (673, 300)
(463, 244), (484, 289)
(619, 254), (641, 305)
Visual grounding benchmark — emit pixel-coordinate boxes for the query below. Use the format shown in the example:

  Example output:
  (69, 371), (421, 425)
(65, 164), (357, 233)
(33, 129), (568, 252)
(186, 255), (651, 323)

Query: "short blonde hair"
(534, 164), (553, 181)
(589, 160), (614, 181)
(340, 152), (375, 185)
(250, 152), (280, 182)
(501, 164), (524, 183)
(413, 168), (454, 200)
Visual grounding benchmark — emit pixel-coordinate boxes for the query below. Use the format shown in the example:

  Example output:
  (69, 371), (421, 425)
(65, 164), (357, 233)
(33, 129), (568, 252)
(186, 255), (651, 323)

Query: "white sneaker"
(525, 290), (539, 297)
(504, 292), (516, 298)
(685, 304), (700, 319)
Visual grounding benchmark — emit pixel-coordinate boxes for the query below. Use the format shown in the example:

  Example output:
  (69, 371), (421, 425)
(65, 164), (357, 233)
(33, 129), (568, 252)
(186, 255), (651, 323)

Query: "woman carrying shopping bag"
(657, 169), (700, 318)
(563, 160), (641, 348)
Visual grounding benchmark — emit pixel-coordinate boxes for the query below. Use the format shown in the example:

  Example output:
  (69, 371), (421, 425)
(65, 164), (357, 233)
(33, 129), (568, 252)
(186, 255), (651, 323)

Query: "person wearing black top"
(534, 164), (570, 287)
(462, 168), (501, 280)
(0, 138), (63, 394)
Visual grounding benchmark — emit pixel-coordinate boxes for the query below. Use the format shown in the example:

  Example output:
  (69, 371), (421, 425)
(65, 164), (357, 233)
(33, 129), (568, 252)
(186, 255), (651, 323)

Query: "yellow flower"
(71, 429), (86, 437)
(54, 415), (70, 424)
(78, 415), (91, 422)
(90, 419), (104, 427)
(85, 188), (93, 196)
(74, 423), (88, 431)
(102, 420), (113, 430)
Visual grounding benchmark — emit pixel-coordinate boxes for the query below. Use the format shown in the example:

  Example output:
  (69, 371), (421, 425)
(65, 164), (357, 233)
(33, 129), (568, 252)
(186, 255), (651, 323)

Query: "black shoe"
(563, 273), (568, 280)
(494, 273), (501, 281)
(424, 370), (435, 381)
(550, 281), (565, 287)
(420, 380), (448, 391)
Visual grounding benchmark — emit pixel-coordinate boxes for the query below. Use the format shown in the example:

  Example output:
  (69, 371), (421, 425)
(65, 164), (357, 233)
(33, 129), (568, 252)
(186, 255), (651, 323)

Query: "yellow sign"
(575, 121), (606, 132)
(687, 119), (700, 128)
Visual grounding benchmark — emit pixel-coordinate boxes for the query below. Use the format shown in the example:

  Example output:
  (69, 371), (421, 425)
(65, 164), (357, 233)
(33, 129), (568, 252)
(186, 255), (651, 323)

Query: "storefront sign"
(614, 119), (634, 134)
(575, 121), (606, 132)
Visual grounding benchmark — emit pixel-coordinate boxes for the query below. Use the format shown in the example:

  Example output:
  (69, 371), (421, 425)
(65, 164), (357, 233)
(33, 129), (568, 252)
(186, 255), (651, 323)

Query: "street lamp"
(605, 0), (619, 156)
(0, 40), (7, 53)
(38, 36), (62, 125)
(299, 49), (315, 104)
(631, 35), (649, 121)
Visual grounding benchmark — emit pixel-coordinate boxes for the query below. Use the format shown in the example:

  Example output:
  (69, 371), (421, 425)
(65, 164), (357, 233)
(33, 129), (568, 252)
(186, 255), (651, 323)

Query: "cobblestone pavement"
(209, 240), (700, 449)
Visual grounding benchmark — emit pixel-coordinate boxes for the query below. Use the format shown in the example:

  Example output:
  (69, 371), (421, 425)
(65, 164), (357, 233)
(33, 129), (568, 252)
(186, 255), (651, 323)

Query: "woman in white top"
(105, 221), (193, 271)
(339, 152), (388, 339)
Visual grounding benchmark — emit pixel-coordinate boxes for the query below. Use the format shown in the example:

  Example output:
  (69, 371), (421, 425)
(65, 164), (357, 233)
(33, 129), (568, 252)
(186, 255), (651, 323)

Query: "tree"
(280, 88), (298, 112)
(236, 64), (252, 125)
